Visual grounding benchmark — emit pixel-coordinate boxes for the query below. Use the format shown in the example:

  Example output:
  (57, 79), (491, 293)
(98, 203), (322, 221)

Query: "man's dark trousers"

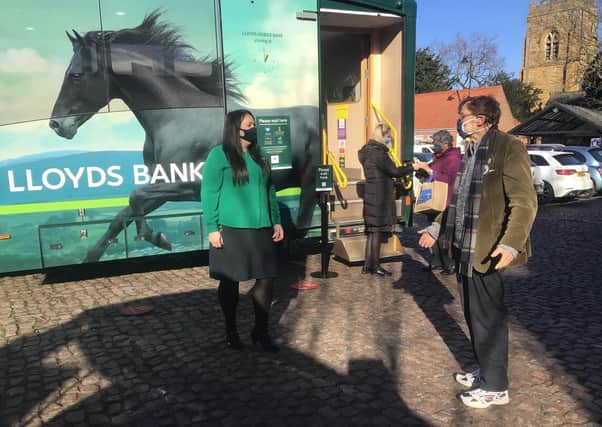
(458, 270), (509, 391)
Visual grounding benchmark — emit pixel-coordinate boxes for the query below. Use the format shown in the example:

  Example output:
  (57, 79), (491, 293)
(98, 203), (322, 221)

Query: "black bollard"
(311, 191), (338, 278)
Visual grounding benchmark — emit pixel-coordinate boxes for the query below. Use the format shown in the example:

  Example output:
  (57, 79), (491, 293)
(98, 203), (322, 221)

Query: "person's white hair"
(371, 122), (391, 143)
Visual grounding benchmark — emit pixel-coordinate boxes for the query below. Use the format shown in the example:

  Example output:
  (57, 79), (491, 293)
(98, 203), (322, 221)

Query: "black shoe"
(226, 329), (244, 350)
(251, 329), (279, 353)
(441, 266), (456, 275)
(374, 266), (392, 277)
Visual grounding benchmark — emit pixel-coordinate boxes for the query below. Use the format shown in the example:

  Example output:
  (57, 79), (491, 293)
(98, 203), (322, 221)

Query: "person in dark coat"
(358, 123), (413, 276)
(414, 130), (462, 273)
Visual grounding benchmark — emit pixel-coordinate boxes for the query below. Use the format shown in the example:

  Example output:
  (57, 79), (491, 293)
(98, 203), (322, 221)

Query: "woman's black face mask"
(240, 127), (257, 144)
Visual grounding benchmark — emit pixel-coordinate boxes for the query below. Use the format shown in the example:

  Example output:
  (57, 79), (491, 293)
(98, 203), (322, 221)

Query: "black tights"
(218, 278), (273, 333)
(364, 231), (382, 270)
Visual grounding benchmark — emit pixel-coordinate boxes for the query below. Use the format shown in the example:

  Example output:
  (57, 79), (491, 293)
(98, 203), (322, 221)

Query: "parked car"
(414, 144), (435, 154)
(531, 161), (544, 196)
(526, 143), (566, 151)
(528, 150), (593, 203)
(555, 146), (602, 193)
(414, 152), (433, 163)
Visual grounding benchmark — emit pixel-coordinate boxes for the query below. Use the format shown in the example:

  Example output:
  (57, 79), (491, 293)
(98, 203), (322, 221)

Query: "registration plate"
(577, 172), (588, 177)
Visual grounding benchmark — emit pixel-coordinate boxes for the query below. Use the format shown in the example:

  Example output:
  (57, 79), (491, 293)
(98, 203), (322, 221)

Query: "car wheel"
(539, 181), (554, 204)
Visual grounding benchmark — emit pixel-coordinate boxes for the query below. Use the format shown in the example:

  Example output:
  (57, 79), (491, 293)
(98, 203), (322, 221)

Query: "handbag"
(394, 175), (413, 199)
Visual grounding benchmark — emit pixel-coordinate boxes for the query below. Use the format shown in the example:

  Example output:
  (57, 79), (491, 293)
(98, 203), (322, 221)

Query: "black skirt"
(209, 226), (278, 282)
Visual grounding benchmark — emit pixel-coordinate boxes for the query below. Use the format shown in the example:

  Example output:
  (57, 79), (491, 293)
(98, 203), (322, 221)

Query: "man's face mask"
(384, 137), (392, 146)
(460, 117), (478, 136)
(432, 143), (444, 153)
(456, 118), (469, 139)
(240, 127), (257, 145)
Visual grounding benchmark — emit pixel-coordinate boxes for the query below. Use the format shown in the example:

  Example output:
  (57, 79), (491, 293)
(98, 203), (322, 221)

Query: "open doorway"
(320, 6), (406, 264)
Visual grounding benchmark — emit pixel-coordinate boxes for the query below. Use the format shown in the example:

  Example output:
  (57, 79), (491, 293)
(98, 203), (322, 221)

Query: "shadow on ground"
(0, 253), (429, 426)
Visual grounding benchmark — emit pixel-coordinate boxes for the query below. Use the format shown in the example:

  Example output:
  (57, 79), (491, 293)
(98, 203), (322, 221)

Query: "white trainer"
(454, 369), (480, 388)
(459, 388), (510, 409)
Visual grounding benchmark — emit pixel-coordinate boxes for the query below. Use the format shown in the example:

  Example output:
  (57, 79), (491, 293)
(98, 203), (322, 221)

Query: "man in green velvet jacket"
(418, 95), (537, 409)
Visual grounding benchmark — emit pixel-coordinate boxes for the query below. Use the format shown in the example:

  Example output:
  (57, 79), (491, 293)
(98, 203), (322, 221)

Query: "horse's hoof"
(153, 232), (172, 251)
(134, 232), (172, 251)
(83, 250), (103, 263)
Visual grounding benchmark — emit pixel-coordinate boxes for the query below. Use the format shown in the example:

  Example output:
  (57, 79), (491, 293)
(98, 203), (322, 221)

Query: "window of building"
(545, 32), (559, 60)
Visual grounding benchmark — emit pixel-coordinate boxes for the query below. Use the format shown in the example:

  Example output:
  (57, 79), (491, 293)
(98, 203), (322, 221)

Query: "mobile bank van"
(0, 0), (416, 273)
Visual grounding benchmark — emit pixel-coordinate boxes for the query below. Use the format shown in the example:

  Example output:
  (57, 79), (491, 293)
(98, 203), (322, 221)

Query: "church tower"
(520, 0), (598, 106)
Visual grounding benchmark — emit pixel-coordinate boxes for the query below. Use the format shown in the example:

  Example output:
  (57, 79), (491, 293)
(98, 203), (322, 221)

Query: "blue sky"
(416, 0), (531, 77)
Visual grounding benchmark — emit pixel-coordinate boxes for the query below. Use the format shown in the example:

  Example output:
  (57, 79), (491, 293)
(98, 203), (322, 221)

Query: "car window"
(415, 153), (433, 163)
(553, 154), (582, 165)
(565, 150), (586, 163)
(588, 148), (602, 162)
(530, 154), (549, 166)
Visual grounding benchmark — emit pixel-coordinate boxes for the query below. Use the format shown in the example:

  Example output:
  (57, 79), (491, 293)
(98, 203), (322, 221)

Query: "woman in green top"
(201, 109), (284, 353)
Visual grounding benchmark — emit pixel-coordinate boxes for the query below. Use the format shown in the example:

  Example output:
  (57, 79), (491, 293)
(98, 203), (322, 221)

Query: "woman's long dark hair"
(222, 109), (270, 185)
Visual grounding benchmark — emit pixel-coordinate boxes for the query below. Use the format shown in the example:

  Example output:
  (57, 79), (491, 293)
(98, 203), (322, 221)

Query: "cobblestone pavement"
(1, 197), (601, 427)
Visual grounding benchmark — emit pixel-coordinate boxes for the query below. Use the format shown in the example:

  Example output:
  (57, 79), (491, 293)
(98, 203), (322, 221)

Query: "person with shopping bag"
(414, 130), (461, 274)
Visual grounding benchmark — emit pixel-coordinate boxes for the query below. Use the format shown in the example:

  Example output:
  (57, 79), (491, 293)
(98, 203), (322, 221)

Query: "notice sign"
(257, 116), (292, 170)
(315, 165), (333, 192)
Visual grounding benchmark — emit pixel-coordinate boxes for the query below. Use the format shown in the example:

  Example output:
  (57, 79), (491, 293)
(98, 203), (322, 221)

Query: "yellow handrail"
(370, 100), (401, 167)
(322, 129), (348, 189)
(322, 128), (328, 165)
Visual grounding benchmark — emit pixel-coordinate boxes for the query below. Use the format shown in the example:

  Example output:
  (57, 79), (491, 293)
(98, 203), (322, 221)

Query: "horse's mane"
(89, 9), (245, 103)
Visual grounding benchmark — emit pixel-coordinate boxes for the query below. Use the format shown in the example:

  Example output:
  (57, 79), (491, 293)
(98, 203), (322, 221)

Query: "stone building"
(520, 0), (599, 106)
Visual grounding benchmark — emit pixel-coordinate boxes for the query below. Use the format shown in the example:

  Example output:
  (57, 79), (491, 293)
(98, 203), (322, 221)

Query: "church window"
(545, 32), (559, 60)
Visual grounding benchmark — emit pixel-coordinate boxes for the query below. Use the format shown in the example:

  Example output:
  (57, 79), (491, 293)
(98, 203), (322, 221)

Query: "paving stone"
(1, 198), (602, 425)
(64, 410), (86, 423)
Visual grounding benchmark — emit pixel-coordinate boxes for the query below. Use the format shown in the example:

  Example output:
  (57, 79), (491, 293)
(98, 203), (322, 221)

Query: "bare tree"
(436, 33), (506, 89)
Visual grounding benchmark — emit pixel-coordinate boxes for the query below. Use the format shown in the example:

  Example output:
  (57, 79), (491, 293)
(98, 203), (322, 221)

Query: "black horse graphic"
(49, 10), (319, 263)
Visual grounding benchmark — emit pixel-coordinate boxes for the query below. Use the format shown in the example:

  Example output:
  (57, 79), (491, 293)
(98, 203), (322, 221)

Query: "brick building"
(414, 86), (519, 147)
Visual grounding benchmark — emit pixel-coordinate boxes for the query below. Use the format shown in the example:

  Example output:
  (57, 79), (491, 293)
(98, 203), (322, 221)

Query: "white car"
(528, 150), (593, 203)
(531, 162), (544, 196)
(414, 144), (435, 155)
